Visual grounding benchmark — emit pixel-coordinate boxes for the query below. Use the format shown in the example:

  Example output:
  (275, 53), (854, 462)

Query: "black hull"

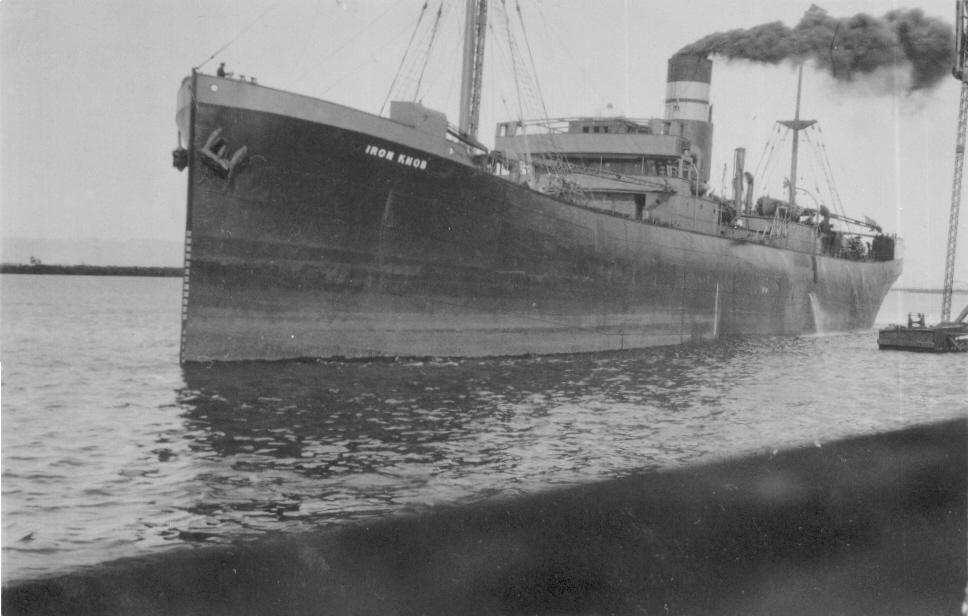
(178, 75), (902, 361)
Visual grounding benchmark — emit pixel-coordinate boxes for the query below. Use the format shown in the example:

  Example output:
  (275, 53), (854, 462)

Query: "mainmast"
(458, 0), (488, 141)
(779, 64), (816, 207)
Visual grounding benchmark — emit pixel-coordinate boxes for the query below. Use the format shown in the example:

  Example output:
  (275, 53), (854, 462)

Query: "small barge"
(877, 306), (968, 352)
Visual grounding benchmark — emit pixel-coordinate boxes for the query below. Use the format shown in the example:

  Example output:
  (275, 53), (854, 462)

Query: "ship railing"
(496, 119), (570, 136)
(496, 116), (661, 137)
(533, 158), (674, 192)
(821, 231), (901, 261)
(484, 150), (677, 193)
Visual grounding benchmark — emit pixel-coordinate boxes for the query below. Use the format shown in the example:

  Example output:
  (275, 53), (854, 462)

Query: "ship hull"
(178, 75), (902, 362)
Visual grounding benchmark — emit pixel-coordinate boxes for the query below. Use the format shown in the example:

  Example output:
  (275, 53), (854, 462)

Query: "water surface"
(2, 275), (965, 582)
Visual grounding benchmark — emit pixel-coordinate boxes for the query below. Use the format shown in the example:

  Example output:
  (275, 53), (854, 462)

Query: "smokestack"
(665, 54), (714, 183)
(665, 54), (713, 123)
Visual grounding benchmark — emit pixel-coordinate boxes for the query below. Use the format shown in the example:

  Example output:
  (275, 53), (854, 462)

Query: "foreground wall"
(6, 418), (964, 615)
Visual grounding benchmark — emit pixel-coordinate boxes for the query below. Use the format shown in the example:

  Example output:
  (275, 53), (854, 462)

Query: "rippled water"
(1, 274), (966, 583)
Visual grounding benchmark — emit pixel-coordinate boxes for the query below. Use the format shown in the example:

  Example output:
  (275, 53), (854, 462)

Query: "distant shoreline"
(893, 287), (968, 294)
(0, 264), (181, 277)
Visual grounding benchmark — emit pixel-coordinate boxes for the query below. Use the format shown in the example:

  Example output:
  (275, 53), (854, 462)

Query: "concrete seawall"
(5, 418), (965, 615)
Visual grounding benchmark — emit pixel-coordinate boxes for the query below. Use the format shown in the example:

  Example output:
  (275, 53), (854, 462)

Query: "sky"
(1, 0), (966, 290)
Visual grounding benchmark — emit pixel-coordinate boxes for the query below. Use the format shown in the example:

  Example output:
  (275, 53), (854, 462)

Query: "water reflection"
(171, 332), (967, 545)
(173, 339), (791, 539)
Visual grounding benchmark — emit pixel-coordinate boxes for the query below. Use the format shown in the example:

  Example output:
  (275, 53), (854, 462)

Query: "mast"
(779, 64), (816, 207)
(458, 0), (488, 140)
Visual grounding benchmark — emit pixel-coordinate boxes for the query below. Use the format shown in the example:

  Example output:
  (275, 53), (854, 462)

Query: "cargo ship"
(173, 2), (902, 362)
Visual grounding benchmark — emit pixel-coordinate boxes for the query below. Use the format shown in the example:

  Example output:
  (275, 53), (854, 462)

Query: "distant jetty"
(0, 263), (181, 277)
(892, 287), (968, 294)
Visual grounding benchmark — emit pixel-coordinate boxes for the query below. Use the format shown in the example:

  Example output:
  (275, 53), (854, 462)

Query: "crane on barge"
(942, 0), (968, 323)
(877, 0), (968, 351)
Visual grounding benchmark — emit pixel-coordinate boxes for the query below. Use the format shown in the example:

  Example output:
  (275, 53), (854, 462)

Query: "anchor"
(198, 128), (248, 178)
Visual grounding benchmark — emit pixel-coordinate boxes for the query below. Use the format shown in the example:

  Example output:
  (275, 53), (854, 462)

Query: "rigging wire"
(497, 0), (576, 188)
(810, 124), (848, 219)
(499, 2), (527, 122)
(514, 1), (550, 122)
(802, 131), (829, 201)
(497, 1), (530, 157)
(418, 20), (464, 107)
(752, 124), (785, 200)
(286, 1), (326, 80)
(193, 1), (285, 70)
(294, 0), (407, 88)
(767, 131), (791, 198)
(485, 19), (525, 131)
(797, 131), (828, 213)
(800, 129), (826, 201)
(381, 0), (454, 112)
(751, 124), (781, 184)
(380, 1), (432, 115)
(529, 0), (609, 113)
(319, 23), (416, 98)
(413, 2), (446, 102)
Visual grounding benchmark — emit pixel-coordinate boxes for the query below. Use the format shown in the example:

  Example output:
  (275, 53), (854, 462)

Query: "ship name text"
(364, 144), (428, 170)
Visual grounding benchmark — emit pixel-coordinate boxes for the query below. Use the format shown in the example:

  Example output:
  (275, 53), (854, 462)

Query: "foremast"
(458, 0), (488, 141)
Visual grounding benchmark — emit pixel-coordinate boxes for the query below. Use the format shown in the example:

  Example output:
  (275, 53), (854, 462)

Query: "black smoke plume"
(676, 5), (954, 91)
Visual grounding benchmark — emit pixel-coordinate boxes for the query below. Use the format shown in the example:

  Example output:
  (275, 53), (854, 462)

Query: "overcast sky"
(1, 0), (965, 288)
